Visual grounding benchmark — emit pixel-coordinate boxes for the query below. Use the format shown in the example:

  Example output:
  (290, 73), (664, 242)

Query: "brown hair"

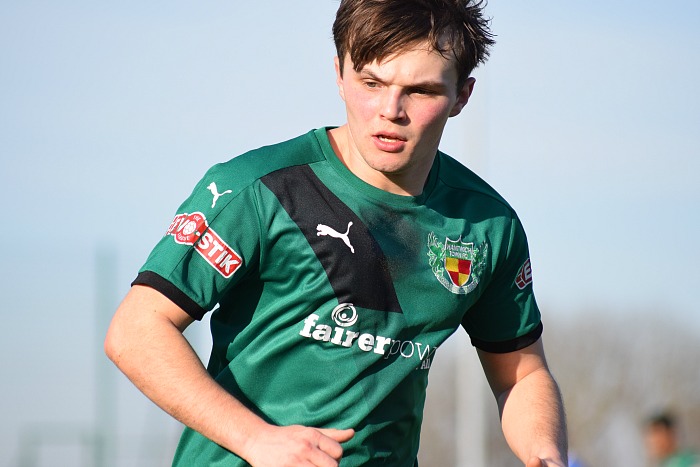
(332, 0), (495, 89)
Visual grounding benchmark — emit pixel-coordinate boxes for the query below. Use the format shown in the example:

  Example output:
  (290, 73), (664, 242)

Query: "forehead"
(347, 43), (459, 85)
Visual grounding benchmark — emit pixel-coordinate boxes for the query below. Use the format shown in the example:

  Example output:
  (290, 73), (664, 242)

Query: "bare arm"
(477, 338), (568, 467)
(104, 285), (353, 467)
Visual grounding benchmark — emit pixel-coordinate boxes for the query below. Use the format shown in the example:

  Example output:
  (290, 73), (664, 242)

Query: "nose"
(379, 89), (407, 121)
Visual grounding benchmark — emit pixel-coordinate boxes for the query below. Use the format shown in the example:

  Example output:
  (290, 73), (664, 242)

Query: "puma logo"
(317, 222), (355, 254)
(207, 182), (232, 208)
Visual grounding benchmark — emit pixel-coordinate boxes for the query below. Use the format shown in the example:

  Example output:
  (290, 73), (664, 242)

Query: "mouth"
(372, 133), (407, 153)
(376, 133), (406, 143)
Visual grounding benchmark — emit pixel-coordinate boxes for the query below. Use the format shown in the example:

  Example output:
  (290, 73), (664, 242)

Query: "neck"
(327, 126), (432, 196)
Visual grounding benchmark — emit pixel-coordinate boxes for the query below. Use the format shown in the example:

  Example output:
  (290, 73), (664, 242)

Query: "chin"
(367, 157), (407, 173)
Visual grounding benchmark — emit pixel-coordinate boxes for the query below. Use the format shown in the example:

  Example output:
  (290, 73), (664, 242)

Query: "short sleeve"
(461, 214), (542, 353)
(133, 163), (262, 320)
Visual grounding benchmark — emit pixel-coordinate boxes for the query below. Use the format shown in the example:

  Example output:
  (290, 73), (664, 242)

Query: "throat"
(327, 126), (429, 196)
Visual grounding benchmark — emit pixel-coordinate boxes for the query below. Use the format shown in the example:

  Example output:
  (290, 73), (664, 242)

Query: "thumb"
(318, 428), (355, 443)
(526, 457), (544, 467)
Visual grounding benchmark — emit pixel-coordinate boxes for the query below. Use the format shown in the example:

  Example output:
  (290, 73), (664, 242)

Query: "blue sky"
(1, 1), (699, 464)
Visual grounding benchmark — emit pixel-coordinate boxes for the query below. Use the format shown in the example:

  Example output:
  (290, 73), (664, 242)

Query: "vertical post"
(454, 66), (490, 466)
(454, 343), (488, 465)
(95, 245), (118, 467)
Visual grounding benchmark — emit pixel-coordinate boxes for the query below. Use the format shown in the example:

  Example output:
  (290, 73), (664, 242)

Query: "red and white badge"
(514, 258), (533, 290)
(166, 212), (242, 278)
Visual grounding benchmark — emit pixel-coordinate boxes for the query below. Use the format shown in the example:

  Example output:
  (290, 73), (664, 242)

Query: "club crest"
(427, 232), (488, 295)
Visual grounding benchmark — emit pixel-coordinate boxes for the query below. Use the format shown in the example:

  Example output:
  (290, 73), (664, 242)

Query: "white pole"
(454, 333), (488, 466)
(454, 65), (490, 465)
(95, 245), (118, 467)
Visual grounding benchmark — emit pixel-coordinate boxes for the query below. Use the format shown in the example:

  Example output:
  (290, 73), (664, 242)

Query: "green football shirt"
(134, 128), (542, 466)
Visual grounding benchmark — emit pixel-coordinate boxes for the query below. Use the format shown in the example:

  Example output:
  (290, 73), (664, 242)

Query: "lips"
(375, 132), (406, 142)
(372, 133), (407, 152)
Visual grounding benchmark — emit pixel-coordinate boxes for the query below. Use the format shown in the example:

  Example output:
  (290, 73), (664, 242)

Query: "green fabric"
(138, 128), (541, 466)
(661, 451), (700, 467)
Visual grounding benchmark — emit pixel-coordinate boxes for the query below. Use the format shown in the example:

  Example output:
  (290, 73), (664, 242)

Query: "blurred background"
(1, 1), (699, 466)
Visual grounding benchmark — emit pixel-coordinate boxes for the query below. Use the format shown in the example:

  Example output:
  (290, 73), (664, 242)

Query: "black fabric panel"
(131, 271), (207, 321)
(261, 165), (402, 313)
(470, 321), (543, 353)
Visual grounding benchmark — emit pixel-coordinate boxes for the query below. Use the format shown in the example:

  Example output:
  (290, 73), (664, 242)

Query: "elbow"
(104, 319), (125, 366)
(103, 329), (115, 362)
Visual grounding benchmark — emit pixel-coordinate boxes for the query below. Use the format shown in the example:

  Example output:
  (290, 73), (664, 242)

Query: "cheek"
(344, 87), (376, 116)
(412, 101), (453, 131)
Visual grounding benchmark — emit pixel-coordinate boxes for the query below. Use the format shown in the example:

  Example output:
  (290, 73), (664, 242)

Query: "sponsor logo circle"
(182, 221), (198, 236)
(331, 303), (357, 327)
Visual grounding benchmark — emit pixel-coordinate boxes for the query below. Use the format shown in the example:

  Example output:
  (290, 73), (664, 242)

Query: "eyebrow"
(359, 69), (449, 93)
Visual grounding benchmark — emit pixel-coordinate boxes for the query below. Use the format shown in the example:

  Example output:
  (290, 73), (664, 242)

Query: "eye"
(364, 81), (380, 89)
(411, 88), (436, 96)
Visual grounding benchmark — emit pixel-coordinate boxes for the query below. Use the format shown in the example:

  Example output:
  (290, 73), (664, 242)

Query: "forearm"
(106, 286), (354, 466)
(498, 367), (568, 465)
(104, 300), (265, 460)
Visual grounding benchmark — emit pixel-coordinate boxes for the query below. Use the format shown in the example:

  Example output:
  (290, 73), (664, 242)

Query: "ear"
(334, 56), (347, 102)
(449, 77), (476, 117)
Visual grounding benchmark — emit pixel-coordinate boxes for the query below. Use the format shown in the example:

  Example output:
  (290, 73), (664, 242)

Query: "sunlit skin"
(645, 425), (678, 460)
(328, 42), (475, 196)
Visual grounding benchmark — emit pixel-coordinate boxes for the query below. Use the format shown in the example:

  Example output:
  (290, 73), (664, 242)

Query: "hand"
(245, 424), (355, 467)
(526, 457), (567, 467)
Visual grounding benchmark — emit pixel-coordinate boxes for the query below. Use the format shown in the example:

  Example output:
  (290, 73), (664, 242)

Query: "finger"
(318, 428), (355, 443)
(526, 457), (544, 467)
(315, 434), (343, 460)
(314, 429), (354, 461)
(300, 448), (337, 467)
(293, 436), (342, 467)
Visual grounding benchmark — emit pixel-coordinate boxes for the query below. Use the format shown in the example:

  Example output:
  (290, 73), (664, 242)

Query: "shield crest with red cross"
(443, 238), (475, 287)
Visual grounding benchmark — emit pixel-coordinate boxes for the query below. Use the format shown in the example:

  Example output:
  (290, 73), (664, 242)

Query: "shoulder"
(205, 129), (326, 191)
(433, 151), (517, 219)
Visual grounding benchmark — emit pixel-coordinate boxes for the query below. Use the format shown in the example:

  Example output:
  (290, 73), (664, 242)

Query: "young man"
(105, 1), (568, 465)
(645, 412), (700, 467)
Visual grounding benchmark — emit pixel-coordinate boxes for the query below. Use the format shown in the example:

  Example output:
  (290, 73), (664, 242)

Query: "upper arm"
(476, 337), (550, 401)
(105, 285), (195, 356)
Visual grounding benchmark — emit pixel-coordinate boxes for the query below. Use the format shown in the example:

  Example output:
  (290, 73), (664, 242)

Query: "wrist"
(236, 418), (275, 464)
